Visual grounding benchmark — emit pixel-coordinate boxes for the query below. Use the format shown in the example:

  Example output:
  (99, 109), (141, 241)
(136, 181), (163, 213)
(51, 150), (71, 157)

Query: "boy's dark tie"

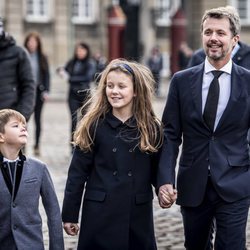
(203, 70), (223, 131)
(9, 161), (16, 180)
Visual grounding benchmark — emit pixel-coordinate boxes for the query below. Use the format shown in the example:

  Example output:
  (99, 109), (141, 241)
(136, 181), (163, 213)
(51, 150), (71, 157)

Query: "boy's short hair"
(0, 109), (26, 133)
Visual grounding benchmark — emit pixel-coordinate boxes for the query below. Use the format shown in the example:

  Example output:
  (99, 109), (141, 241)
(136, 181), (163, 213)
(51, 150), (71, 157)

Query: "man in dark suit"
(158, 6), (250, 250)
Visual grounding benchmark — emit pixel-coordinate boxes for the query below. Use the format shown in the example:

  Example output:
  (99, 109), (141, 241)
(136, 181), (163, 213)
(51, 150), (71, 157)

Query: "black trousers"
(34, 91), (44, 148)
(180, 177), (249, 250)
(68, 90), (88, 143)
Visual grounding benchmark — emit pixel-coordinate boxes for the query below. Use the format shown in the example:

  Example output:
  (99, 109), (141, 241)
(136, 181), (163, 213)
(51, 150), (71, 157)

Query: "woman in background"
(24, 31), (50, 156)
(57, 42), (95, 152)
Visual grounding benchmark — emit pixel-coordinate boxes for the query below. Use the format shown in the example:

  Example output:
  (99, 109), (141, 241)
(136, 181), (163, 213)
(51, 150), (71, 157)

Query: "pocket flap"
(135, 192), (153, 204)
(84, 190), (106, 202)
(228, 156), (250, 167)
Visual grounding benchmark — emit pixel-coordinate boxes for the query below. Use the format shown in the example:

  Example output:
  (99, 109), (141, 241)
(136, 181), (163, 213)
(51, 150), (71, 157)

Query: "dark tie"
(203, 70), (223, 131)
(9, 161), (16, 180)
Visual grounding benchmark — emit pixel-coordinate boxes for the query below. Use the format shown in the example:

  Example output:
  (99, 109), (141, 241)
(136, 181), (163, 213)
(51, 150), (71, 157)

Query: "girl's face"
(106, 70), (136, 117)
(76, 46), (88, 60)
(0, 117), (28, 147)
(27, 36), (38, 53)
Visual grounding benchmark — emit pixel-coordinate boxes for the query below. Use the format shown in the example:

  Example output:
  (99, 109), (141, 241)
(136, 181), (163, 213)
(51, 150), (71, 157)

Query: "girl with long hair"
(62, 58), (163, 250)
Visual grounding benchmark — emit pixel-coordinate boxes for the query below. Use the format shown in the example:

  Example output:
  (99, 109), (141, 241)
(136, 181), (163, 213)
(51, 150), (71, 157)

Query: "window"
(154, 0), (180, 26)
(72, 0), (99, 24)
(228, 0), (250, 25)
(24, 0), (53, 23)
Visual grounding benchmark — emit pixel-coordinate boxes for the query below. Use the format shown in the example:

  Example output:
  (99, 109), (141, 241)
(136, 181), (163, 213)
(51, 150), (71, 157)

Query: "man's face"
(202, 17), (239, 65)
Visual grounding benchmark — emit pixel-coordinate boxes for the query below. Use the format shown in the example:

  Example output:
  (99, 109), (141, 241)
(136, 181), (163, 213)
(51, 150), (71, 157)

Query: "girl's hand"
(63, 222), (79, 236)
(158, 184), (177, 208)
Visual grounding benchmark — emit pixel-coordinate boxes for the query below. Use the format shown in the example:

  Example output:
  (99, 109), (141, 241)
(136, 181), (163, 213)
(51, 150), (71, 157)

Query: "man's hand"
(63, 222), (79, 236)
(158, 184), (177, 208)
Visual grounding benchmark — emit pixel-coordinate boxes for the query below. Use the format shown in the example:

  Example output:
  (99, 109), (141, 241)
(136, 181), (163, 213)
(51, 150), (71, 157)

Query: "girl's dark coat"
(62, 112), (159, 250)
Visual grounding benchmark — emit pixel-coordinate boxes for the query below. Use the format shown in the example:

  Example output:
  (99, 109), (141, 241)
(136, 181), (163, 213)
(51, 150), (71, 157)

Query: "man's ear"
(0, 133), (5, 143)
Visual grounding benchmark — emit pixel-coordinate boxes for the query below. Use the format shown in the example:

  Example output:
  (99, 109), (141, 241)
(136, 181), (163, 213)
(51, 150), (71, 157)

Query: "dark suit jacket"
(187, 41), (250, 69)
(158, 62), (250, 207)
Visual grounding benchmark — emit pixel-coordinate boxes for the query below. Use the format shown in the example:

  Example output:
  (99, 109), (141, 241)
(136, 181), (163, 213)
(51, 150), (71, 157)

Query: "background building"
(1, 0), (250, 77)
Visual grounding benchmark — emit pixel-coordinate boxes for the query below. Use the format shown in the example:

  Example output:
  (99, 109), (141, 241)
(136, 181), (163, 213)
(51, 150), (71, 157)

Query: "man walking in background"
(0, 17), (35, 121)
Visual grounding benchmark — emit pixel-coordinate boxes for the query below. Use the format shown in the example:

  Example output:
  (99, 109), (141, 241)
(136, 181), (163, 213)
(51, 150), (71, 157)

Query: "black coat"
(0, 33), (35, 120)
(65, 58), (95, 94)
(187, 41), (250, 69)
(62, 112), (159, 250)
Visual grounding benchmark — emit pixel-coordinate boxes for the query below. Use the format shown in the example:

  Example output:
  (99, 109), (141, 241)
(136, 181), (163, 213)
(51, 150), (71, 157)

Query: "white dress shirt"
(202, 58), (232, 130)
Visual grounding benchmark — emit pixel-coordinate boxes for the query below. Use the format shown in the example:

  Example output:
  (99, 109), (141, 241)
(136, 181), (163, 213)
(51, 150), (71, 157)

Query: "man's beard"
(206, 46), (227, 61)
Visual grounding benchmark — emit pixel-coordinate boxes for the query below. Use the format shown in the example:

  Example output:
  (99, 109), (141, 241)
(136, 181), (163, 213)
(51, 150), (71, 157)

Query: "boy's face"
(0, 117), (28, 148)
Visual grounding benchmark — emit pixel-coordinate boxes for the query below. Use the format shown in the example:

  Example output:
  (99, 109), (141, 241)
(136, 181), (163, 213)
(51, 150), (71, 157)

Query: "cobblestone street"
(26, 79), (250, 249)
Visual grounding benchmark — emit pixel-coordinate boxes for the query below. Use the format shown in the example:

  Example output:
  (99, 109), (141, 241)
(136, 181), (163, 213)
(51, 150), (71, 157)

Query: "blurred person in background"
(178, 41), (193, 70)
(93, 51), (107, 82)
(147, 45), (163, 97)
(0, 17), (35, 122)
(57, 42), (95, 152)
(24, 31), (50, 156)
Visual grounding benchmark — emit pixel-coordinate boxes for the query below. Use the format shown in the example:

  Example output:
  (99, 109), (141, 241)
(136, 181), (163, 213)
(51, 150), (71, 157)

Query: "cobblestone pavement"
(26, 79), (250, 249)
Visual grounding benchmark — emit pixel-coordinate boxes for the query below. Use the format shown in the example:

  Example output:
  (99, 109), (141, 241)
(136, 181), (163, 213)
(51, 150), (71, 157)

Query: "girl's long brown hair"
(74, 58), (163, 153)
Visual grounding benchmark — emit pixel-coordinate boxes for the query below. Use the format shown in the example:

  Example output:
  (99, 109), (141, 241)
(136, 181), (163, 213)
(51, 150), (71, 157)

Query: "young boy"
(0, 109), (64, 249)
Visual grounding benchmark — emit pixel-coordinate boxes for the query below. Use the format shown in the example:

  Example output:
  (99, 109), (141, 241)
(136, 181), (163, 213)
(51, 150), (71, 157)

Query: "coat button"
(128, 171), (132, 177)
(12, 203), (16, 208)
(112, 148), (117, 152)
(113, 171), (117, 176)
(13, 225), (17, 230)
(129, 149), (133, 152)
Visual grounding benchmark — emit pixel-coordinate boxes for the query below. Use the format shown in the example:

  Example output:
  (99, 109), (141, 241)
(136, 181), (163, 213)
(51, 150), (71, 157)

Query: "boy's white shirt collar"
(3, 157), (19, 162)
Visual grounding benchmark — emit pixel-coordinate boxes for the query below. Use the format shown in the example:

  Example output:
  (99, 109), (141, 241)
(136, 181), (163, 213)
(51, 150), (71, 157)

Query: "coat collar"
(0, 150), (26, 163)
(105, 111), (137, 129)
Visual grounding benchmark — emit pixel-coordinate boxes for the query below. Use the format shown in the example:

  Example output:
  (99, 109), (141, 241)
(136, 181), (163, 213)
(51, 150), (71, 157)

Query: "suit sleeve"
(62, 146), (93, 223)
(40, 165), (65, 250)
(157, 75), (183, 188)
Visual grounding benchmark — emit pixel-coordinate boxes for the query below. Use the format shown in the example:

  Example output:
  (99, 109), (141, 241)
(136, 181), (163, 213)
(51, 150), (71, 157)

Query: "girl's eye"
(107, 84), (113, 88)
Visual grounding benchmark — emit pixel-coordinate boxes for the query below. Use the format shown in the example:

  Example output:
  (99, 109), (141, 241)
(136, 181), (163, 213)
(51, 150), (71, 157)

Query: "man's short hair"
(201, 6), (240, 36)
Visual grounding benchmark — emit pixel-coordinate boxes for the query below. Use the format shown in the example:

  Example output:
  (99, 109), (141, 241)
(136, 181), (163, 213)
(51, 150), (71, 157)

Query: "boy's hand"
(63, 222), (79, 236)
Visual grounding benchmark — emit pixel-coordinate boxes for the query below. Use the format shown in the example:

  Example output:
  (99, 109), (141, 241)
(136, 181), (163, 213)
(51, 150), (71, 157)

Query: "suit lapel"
(215, 64), (243, 132)
(190, 63), (204, 119)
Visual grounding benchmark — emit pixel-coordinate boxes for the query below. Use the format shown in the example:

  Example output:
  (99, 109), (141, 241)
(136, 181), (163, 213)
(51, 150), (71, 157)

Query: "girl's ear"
(0, 133), (5, 143)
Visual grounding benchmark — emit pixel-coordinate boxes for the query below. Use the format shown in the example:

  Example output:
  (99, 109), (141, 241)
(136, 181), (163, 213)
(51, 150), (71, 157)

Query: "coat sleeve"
(42, 55), (50, 92)
(16, 47), (36, 121)
(40, 165), (65, 250)
(157, 74), (183, 189)
(62, 146), (94, 223)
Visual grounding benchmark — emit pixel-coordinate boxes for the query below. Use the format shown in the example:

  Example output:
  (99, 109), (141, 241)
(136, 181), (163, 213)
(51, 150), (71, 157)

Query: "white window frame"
(71, 0), (99, 24)
(0, 0), (5, 18)
(228, 0), (250, 25)
(23, 0), (54, 23)
(154, 0), (180, 27)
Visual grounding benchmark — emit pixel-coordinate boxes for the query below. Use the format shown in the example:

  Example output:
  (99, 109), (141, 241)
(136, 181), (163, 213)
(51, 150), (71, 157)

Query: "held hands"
(63, 222), (79, 236)
(158, 184), (177, 209)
